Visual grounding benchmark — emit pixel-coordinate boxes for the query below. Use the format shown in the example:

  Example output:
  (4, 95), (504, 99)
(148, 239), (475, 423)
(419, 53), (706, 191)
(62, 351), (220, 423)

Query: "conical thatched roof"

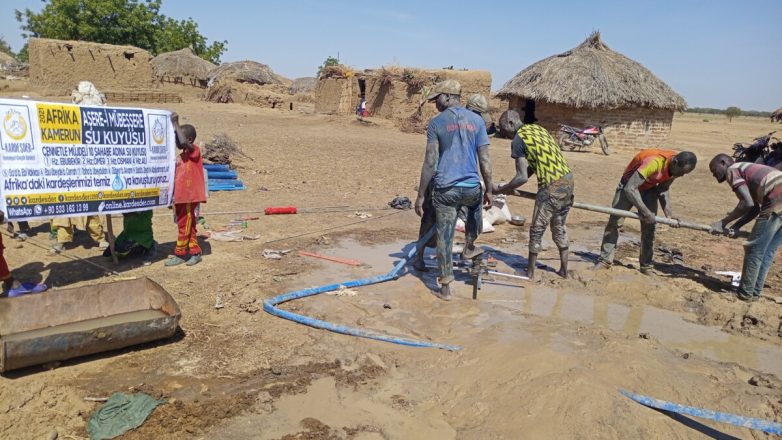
(497, 32), (687, 110)
(772, 107), (782, 123)
(208, 60), (283, 86)
(289, 77), (316, 94)
(151, 47), (216, 80)
(0, 51), (15, 66)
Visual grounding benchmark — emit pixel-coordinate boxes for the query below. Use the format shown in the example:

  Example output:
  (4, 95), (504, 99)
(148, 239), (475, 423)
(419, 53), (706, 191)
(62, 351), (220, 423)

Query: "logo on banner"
(3, 109), (28, 141)
(111, 174), (125, 191)
(151, 117), (166, 145)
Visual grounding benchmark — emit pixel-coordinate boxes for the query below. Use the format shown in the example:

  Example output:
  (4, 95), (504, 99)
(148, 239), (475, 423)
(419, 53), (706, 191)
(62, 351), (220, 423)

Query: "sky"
(1, 0), (781, 110)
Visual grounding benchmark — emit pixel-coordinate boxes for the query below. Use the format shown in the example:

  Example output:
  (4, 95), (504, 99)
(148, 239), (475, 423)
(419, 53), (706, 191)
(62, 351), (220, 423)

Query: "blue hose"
(263, 230), (462, 351)
(620, 389), (782, 435)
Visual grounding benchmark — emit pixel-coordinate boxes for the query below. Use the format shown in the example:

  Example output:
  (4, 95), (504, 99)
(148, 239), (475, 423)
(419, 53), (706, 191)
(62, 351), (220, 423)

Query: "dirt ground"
(0, 83), (781, 439)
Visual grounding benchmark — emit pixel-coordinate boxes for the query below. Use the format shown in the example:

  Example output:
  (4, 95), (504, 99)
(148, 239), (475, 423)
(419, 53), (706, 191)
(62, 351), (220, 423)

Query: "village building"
(314, 67), (492, 131)
(496, 32), (687, 150)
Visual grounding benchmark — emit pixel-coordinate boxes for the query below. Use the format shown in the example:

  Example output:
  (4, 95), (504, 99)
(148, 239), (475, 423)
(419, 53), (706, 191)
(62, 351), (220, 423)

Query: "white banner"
(0, 99), (175, 221)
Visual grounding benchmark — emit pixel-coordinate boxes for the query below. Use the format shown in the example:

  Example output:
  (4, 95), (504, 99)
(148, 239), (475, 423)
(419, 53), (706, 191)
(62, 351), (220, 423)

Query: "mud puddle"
(293, 238), (782, 377)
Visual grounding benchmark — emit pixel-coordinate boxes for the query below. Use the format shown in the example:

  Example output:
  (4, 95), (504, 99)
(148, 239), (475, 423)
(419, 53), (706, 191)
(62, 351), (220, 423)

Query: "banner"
(0, 99), (175, 221)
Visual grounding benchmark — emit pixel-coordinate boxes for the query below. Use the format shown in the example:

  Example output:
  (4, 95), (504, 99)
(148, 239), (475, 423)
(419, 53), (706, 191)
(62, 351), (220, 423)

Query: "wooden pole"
(105, 214), (118, 265)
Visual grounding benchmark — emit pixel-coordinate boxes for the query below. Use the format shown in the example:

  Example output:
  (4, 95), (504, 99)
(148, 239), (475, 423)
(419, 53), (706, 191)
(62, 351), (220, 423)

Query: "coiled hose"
(263, 230), (461, 351)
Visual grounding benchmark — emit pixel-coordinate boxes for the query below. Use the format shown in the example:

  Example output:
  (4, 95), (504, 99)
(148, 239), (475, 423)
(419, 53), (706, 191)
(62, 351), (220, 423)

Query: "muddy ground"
(0, 85), (781, 439)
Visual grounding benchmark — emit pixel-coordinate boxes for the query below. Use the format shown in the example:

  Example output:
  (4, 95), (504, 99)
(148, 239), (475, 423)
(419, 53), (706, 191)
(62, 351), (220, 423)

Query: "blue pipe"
(620, 389), (782, 435)
(263, 230), (462, 351)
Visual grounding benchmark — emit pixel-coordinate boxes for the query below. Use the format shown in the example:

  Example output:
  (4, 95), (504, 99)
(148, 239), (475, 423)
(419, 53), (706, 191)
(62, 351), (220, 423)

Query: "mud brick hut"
(151, 47), (216, 88)
(205, 61), (303, 110)
(314, 67), (492, 131)
(496, 32), (686, 150)
(28, 38), (156, 94)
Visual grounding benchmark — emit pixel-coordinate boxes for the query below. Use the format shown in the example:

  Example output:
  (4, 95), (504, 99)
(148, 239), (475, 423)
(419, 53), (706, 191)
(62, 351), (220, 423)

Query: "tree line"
(686, 107), (772, 118)
(1, 0), (226, 64)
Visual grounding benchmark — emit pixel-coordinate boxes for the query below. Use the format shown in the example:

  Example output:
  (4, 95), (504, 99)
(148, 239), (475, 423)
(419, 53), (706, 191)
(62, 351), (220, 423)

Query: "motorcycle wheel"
(558, 133), (576, 151)
(598, 134), (610, 155)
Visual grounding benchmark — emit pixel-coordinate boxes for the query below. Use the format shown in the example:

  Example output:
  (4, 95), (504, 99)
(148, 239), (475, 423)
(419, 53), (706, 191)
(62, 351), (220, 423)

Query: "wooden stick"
(297, 251), (363, 266)
(105, 215), (118, 265)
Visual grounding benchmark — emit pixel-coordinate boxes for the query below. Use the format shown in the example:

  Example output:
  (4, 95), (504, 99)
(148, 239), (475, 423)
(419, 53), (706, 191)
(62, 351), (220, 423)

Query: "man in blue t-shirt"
(414, 80), (493, 301)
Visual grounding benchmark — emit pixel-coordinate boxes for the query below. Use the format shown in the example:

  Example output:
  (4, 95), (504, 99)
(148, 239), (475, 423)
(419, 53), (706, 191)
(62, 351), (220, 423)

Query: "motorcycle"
(732, 131), (782, 170)
(557, 124), (609, 155)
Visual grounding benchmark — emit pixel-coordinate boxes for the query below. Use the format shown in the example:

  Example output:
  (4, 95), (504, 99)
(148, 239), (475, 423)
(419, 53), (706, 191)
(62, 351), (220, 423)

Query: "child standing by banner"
(165, 113), (206, 267)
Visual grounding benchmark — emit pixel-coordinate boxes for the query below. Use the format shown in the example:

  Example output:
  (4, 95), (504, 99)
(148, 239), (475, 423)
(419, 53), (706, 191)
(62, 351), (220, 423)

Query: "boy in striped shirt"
(710, 154), (782, 301)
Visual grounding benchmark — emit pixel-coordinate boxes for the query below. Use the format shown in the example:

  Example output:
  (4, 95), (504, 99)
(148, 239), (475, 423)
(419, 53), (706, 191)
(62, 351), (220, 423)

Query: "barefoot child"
(166, 113), (206, 267)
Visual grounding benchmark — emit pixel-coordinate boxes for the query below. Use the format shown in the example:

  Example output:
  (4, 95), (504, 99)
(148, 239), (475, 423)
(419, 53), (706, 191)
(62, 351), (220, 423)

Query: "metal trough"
(0, 277), (181, 373)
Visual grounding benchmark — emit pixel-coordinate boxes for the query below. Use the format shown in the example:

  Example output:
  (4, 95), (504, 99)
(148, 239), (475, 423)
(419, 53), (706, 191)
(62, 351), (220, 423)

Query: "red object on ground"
(265, 206), (298, 215)
(298, 251), (363, 266)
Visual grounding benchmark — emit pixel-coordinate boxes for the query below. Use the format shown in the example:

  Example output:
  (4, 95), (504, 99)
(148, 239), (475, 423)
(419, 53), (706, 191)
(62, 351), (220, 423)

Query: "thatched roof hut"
(497, 32), (685, 110)
(0, 52), (15, 66)
(289, 77), (316, 94)
(496, 32), (686, 149)
(772, 107), (782, 123)
(208, 61), (284, 87)
(151, 47), (216, 84)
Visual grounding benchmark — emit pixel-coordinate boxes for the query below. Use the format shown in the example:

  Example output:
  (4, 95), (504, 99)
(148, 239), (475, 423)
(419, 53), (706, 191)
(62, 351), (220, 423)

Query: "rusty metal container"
(0, 277), (181, 373)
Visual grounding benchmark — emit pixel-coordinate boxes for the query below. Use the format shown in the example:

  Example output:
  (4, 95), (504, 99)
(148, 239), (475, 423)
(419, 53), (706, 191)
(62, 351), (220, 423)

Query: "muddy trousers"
(598, 184), (659, 269)
(740, 213), (782, 297)
(432, 185), (482, 285)
(53, 216), (104, 244)
(529, 174), (574, 254)
(415, 185), (437, 265)
(175, 203), (202, 257)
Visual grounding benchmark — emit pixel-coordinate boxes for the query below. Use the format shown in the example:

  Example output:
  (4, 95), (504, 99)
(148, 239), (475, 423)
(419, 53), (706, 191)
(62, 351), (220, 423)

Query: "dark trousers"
(599, 184), (659, 269)
(432, 185), (482, 284)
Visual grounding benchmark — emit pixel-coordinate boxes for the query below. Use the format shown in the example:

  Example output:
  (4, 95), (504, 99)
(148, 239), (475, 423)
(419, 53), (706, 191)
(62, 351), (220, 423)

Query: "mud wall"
(28, 38), (156, 94)
(508, 97), (675, 150)
(315, 69), (492, 126)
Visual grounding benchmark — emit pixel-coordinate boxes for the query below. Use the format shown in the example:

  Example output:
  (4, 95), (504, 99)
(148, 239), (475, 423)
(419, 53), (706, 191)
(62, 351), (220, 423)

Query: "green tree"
(15, 0), (226, 63)
(317, 56), (339, 77)
(725, 106), (741, 122)
(0, 36), (14, 58)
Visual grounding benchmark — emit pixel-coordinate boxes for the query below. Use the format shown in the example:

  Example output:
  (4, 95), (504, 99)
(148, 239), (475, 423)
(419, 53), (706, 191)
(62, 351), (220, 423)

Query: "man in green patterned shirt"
(495, 108), (574, 280)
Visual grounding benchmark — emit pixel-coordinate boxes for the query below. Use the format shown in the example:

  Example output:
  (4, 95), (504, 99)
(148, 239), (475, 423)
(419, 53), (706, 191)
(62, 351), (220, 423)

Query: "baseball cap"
(427, 79), (461, 102)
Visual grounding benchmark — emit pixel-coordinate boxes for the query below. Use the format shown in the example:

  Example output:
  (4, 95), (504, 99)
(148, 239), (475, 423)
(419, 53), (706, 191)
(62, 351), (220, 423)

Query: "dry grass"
(208, 60), (284, 86)
(496, 31), (686, 110)
(151, 47), (216, 81)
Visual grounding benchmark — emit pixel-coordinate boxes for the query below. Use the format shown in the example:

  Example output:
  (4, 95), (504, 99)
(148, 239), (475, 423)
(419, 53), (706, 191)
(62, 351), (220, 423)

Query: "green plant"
(702, 119), (709, 122)
(15, 0), (226, 63)
(725, 106), (741, 122)
(0, 36), (14, 58)
(316, 56), (340, 77)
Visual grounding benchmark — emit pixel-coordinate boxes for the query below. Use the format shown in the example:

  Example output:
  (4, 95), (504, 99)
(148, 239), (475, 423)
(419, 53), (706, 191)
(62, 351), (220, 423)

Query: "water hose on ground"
(620, 389), (782, 435)
(263, 229), (462, 351)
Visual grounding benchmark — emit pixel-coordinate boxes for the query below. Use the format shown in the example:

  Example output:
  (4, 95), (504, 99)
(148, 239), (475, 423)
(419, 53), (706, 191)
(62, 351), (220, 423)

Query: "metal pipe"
(510, 190), (713, 232)
(487, 270), (530, 281)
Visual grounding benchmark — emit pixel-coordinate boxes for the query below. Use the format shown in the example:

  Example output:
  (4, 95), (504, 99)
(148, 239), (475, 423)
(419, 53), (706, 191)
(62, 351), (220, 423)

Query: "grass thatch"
(496, 32), (687, 110)
(0, 52), (14, 66)
(151, 47), (216, 81)
(772, 107), (782, 123)
(319, 64), (354, 79)
(208, 60), (284, 86)
(289, 77), (316, 94)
